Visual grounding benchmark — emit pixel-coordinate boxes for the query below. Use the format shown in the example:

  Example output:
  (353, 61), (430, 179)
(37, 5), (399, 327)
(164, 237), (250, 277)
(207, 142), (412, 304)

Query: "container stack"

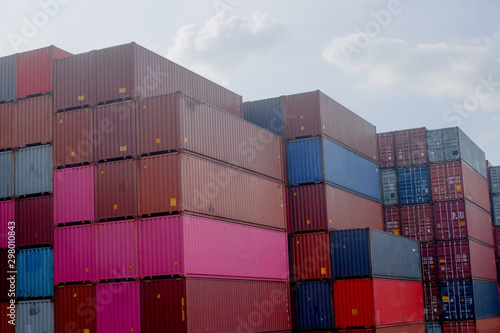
(489, 165), (500, 313)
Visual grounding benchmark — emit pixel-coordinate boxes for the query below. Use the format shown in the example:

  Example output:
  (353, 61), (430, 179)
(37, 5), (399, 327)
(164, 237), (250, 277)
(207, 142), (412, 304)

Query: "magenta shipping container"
(0, 200), (14, 249)
(97, 281), (140, 333)
(53, 165), (94, 225)
(54, 224), (95, 285)
(401, 204), (434, 241)
(420, 242), (438, 281)
(139, 214), (288, 280)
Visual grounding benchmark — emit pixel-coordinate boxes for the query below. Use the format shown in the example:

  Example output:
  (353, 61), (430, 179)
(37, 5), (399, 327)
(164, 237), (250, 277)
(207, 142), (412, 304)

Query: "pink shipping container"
(139, 214), (288, 280)
(377, 132), (395, 169)
(97, 281), (140, 333)
(53, 165), (94, 225)
(0, 103), (15, 150)
(394, 128), (428, 167)
(423, 282), (441, 322)
(16, 94), (52, 148)
(383, 207), (401, 235)
(15, 195), (53, 247)
(401, 204), (434, 241)
(420, 242), (438, 281)
(0, 200), (14, 249)
(54, 224), (95, 285)
(96, 220), (138, 281)
(290, 232), (331, 281)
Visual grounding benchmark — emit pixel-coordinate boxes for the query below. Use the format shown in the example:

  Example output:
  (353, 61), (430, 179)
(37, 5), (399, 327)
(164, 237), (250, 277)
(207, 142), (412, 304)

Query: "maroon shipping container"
(284, 90), (377, 161)
(0, 103), (15, 150)
(15, 195), (53, 248)
(0, 251), (11, 300)
(420, 242), (438, 281)
(341, 324), (426, 333)
(136, 93), (284, 181)
(400, 204), (434, 241)
(53, 108), (93, 167)
(16, 46), (71, 98)
(434, 200), (493, 245)
(442, 321), (476, 333)
(423, 282), (441, 322)
(140, 278), (291, 333)
(495, 227), (500, 257)
(55, 284), (96, 333)
(291, 233), (331, 281)
(437, 239), (497, 281)
(377, 132), (395, 169)
(0, 301), (15, 333)
(94, 100), (137, 161)
(383, 207), (401, 235)
(394, 128), (428, 167)
(138, 153), (286, 230)
(16, 95), (52, 148)
(95, 160), (137, 220)
(430, 161), (491, 212)
(288, 184), (383, 234)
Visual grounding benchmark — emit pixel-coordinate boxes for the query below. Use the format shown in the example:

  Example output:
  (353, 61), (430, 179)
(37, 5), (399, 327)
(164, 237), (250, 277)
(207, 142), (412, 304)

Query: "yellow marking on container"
(329, 219), (332, 224)
(119, 87), (126, 93)
(352, 309), (358, 315)
(294, 192), (297, 196)
(321, 267), (326, 275)
(300, 116), (303, 119)
(85, 267), (89, 273)
(297, 240), (300, 244)
(439, 259), (446, 263)
(174, 261), (178, 266)
(78, 95), (85, 101)
(59, 119), (63, 123)
(306, 220), (310, 225)
(143, 105), (146, 109)
(442, 296), (449, 302)
(130, 327), (134, 332)
(343, 245), (346, 249)
(156, 138), (160, 144)
(323, 125), (325, 129)
(460, 221), (466, 226)
(120, 145), (127, 152)
(157, 294), (161, 299)
(113, 204), (118, 210)
(456, 185), (462, 191)
(128, 264), (132, 269)
(84, 330), (89, 333)
(308, 297), (311, 301)
(71, 151), (75, 157)
(182, 298), (185, 321)
(184, 137), (188, 143)
(171, 198), (177, 206)
(73, 293), (77, 298)
(394, 230), (399, 235)
(301, 126), (304, 131)
(101, 170), (104, 175)
(144, 164), (147, 169)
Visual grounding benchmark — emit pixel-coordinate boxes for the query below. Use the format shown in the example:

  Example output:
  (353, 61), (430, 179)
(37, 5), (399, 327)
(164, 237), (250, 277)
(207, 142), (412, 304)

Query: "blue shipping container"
(490, 166), (500, 195)
(425, 322), (442, 333)
(0, 54), (16, 102)
(287, 137), (381, 201)
(17, 247), (54, 298)
(330, 228), (421, 280)
(492, 195), (500, 226)
(16, 300), (54, 333)
(397, 166), (430, 204)
(294, 280), (333, 330)
(15, 145), (53, 196)
(0, 150), (14, 199)
(243, 97), (284, 138)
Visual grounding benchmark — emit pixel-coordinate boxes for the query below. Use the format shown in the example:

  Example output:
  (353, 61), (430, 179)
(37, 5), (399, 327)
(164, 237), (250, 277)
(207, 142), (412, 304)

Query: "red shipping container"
(383, 207), (401, 235)
(377, 132), (395, 169)
(16, 46), (71, 98)
(442, 321), (476, 333)
(430, 161), (490, 212)
(140, 278), (291, 333)
(434, 200), (493, 245)
(53, 108), (93, 167)
(0, 251), (12, 300)
(0, 302), (15, 333)
(288, 184), (383, 234)
(401, 204), (434, 241)
(495, 227), (500, 257)
(423, 282), (441, 322)
(97, 281), (140, 333)
(55, 284), (96, 333)
(0, 200), (14, 249)
(476, 317), (500, 332)
(420, 242), (438, 281)
(394, 128), (428, 167)
(0, 103), (15, 150)
(15, 195), (53, 247)
(341, 323), (425, 333)
(95, 160), (137, 221)
(138, 153), (286, 230)
(334, 278), (424, 329)
(16, 95), (52, 148)
(291, 232), (331, 281)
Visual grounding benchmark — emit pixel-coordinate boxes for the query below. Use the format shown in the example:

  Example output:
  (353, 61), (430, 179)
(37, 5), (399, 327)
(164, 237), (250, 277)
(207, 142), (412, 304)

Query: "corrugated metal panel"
(96, 282), (140, 333)
(16, 95), (52, 147)
(243, 97), (284, 137)
(0, 251), (10, 300)
(377, 132), (395, 169)
(55, 284), (96, 333)
(397, 166), (431, 204)
(53, 165), (94, 225)
(492, 196), (500, 226)
(426, 323), (442, 333)
(383, 206), (401, 235)
(291, 232), (331, 281)
(394, 128), (428, 167)
(96, 220), (138, 281)
(15, 195), (53, 247)
(0, 151), (14, 199)
(0, 302), (15, 333)
(54, 224), (95, 284)
(473, 280), (500, 319)
(476, 317), (500, 332)
(495, 226), (500, 256)
(441, 321), (475, 333)
(16, 300), (54, 333)
(15, 145), (53, 196)
(401, 204), (434, 241)
(424, 282), (441, 322)
(286, 137), (323, 185)
(16, 247), (54, 298)
(0, 200), (14, 249)
(294, 280), (333, 330)
(490, 166), (500, 195)
(340, 324), (426, 333)
(53, 108), (93, 167)
(0, 103), (15, 149)
(139, 215), (288, 280)
(420, 242), (438, 281)
(381, 169), (398, 206)
(0, 55), (16, 102)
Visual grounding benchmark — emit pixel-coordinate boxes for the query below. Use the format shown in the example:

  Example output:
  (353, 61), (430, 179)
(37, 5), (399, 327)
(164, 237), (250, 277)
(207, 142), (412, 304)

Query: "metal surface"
(441, 321), (475, 333)
(377, 132), (395, 169)
(341, 324), (426, 333)
(0, 200), (14, 249)
(16, 300), (54, 333)
(400, 204), (434, 241)
(243, 97), (284, 137)
(16, 95), (52, 148)
(424, 282), (441, 322)
(0, 151), (14, 199)
(291, 232), (331, 281)
(294, 280), (333, 330)
(15, 145), (53, 196)
(490, 166), (500, 194)
(15, 195), (53, 248)
(394, 128), (428, 166)
(0, 302), (15, 333)
(0, 251), (9, 300)
(0, 54), (16, 102)
(138, 214), (288, 280)
(397, 166), (431, 204)
(55, 284), (96, 333)
(420, 242), (438, 281)
(381, 169), (398, 206)
(16, 247), (54, 298)
(96, 282), (140, 333)
(383, 206), (401, 235)
(476, 317), (500, 332)
(425, 323), (442, 333)
(492, 195), (500, 226)
(0, 103), (15, 149)
(495, 227), (500, 257)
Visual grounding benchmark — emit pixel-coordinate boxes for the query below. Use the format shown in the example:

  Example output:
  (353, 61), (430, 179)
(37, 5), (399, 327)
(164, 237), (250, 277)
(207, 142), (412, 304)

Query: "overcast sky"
(2, 0), (499, 164)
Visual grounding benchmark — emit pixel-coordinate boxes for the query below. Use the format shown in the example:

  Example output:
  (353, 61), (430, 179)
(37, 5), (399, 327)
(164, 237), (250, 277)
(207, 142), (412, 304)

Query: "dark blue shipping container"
(243, 97), (284, 138)
(0, 55), (16, 102)
(397, 166), (431, 204)
(0, 151), (14, 199)
(492, 195), (500, 226)
(490, 166), (500, 195)
(473, 279), (500, 319)
(287, 137), (381, 201)
(294, 280), (333, 330)
(17, 247), (54, 298)
(330, 229), (421, 280)
(425, 322), (442, 333)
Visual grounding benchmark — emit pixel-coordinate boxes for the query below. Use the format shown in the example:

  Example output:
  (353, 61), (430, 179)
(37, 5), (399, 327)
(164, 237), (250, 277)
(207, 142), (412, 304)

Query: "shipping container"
(424, 282), (441, 322)
(383, 206), (401, 235)
(421, 242), (438, 281)
(430, 161), (490, 212)
(15, 195), (53, 247)
(397, 166), (431, 204)
(54, 224), (95, 284)
(0, 151), (14, 199)
(95, 159), (137, 220)
(96, 220), (138, 281)
(16, 247), (53, 298)
(476, 317), (500, 332)
(0, 302), (15, 333)
(139, 215), (288, 280)
(287, 137), (381, 201)
(137, 93), (284, 181)
(141, 278), (291, 333)
(339, 324), (426, 333)
(0, 200), (14, 249)
(381, 169), (398, 206)
(138, 153), (286, 229)
(291, 232), (331, 281)
(0, 55), (16, 102)
(334, 278), (424, 329)
(425, 323), (442, 333)
(293, 280), (333, 330)
(53, 165), (94, 225)
(441, 321), (475, 333)
(434, 200), (493, 245)
(288, 184), (383, 233)
(0, 251), (11, 300)
(492, 196), (500, 226)
(330, 229), (421, 280)
(55, 284), (96, 333)
(96, 282), (140, 333)
(395, 128), (428, 167)
(16, 94), (52, 147)
(16, 300), (54, 333)
(0, 103), (15, 149)
(377, 132), (395, 169)
(53, 108), (93, 167)
(495, 227), (500, 257)
(15, 145), (53, 196)
(490, 166), (500, 195)
(401, 204), (434, 241)
(243, 97), (285, 137)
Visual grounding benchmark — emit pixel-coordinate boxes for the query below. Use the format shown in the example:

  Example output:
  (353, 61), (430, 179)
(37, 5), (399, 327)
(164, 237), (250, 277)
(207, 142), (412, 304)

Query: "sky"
(1, 0), (500, 164)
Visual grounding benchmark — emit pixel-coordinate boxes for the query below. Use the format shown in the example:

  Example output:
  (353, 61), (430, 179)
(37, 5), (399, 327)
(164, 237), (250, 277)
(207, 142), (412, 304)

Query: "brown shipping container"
(94, 100), (137, 161)
(423, 282), (441, 322)
(55, 284), (96, 333)
(288, 184), (383, 233)
(140, 278), (291, 333)
(383, 207), (401, 235)
(394, 128), (428, 167)
(16, 95), (52, 148)
(284, 90), (377, 161)
(400, 204), (434, 242)
(495, 226), (500, 257)
(138, 153), (286, 230)
(291, 233), (331, 281)
(0, 103), (15, 150)
(53, 108), (93, 167)
(95, 160), (137, 220)
(16, 195), (54, 248)
(476, 317), (500, 332)
(137, 93), (284, 181)
(377, 132), (395, 169)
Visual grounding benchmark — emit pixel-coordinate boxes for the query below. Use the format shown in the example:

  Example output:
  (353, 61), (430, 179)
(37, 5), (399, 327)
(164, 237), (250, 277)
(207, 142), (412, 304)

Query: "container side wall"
(0, 55), (16, 102)
(16, 95), (52, 147)
(16, 248), (54, 298)
(15, 195), (54, 247)
(0, 151), (14, 199)
(15, 145), (53, 196)
(242, 97), (284, 137)
(0, 103), (15, 149)
(294, 280), (333, 330)
(0, 201), (14, 249)
(16, 300), (54, 333)
(291, 232), (331, 281)
(55, 284), (97, 333)
(96, 282), (140, 333)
